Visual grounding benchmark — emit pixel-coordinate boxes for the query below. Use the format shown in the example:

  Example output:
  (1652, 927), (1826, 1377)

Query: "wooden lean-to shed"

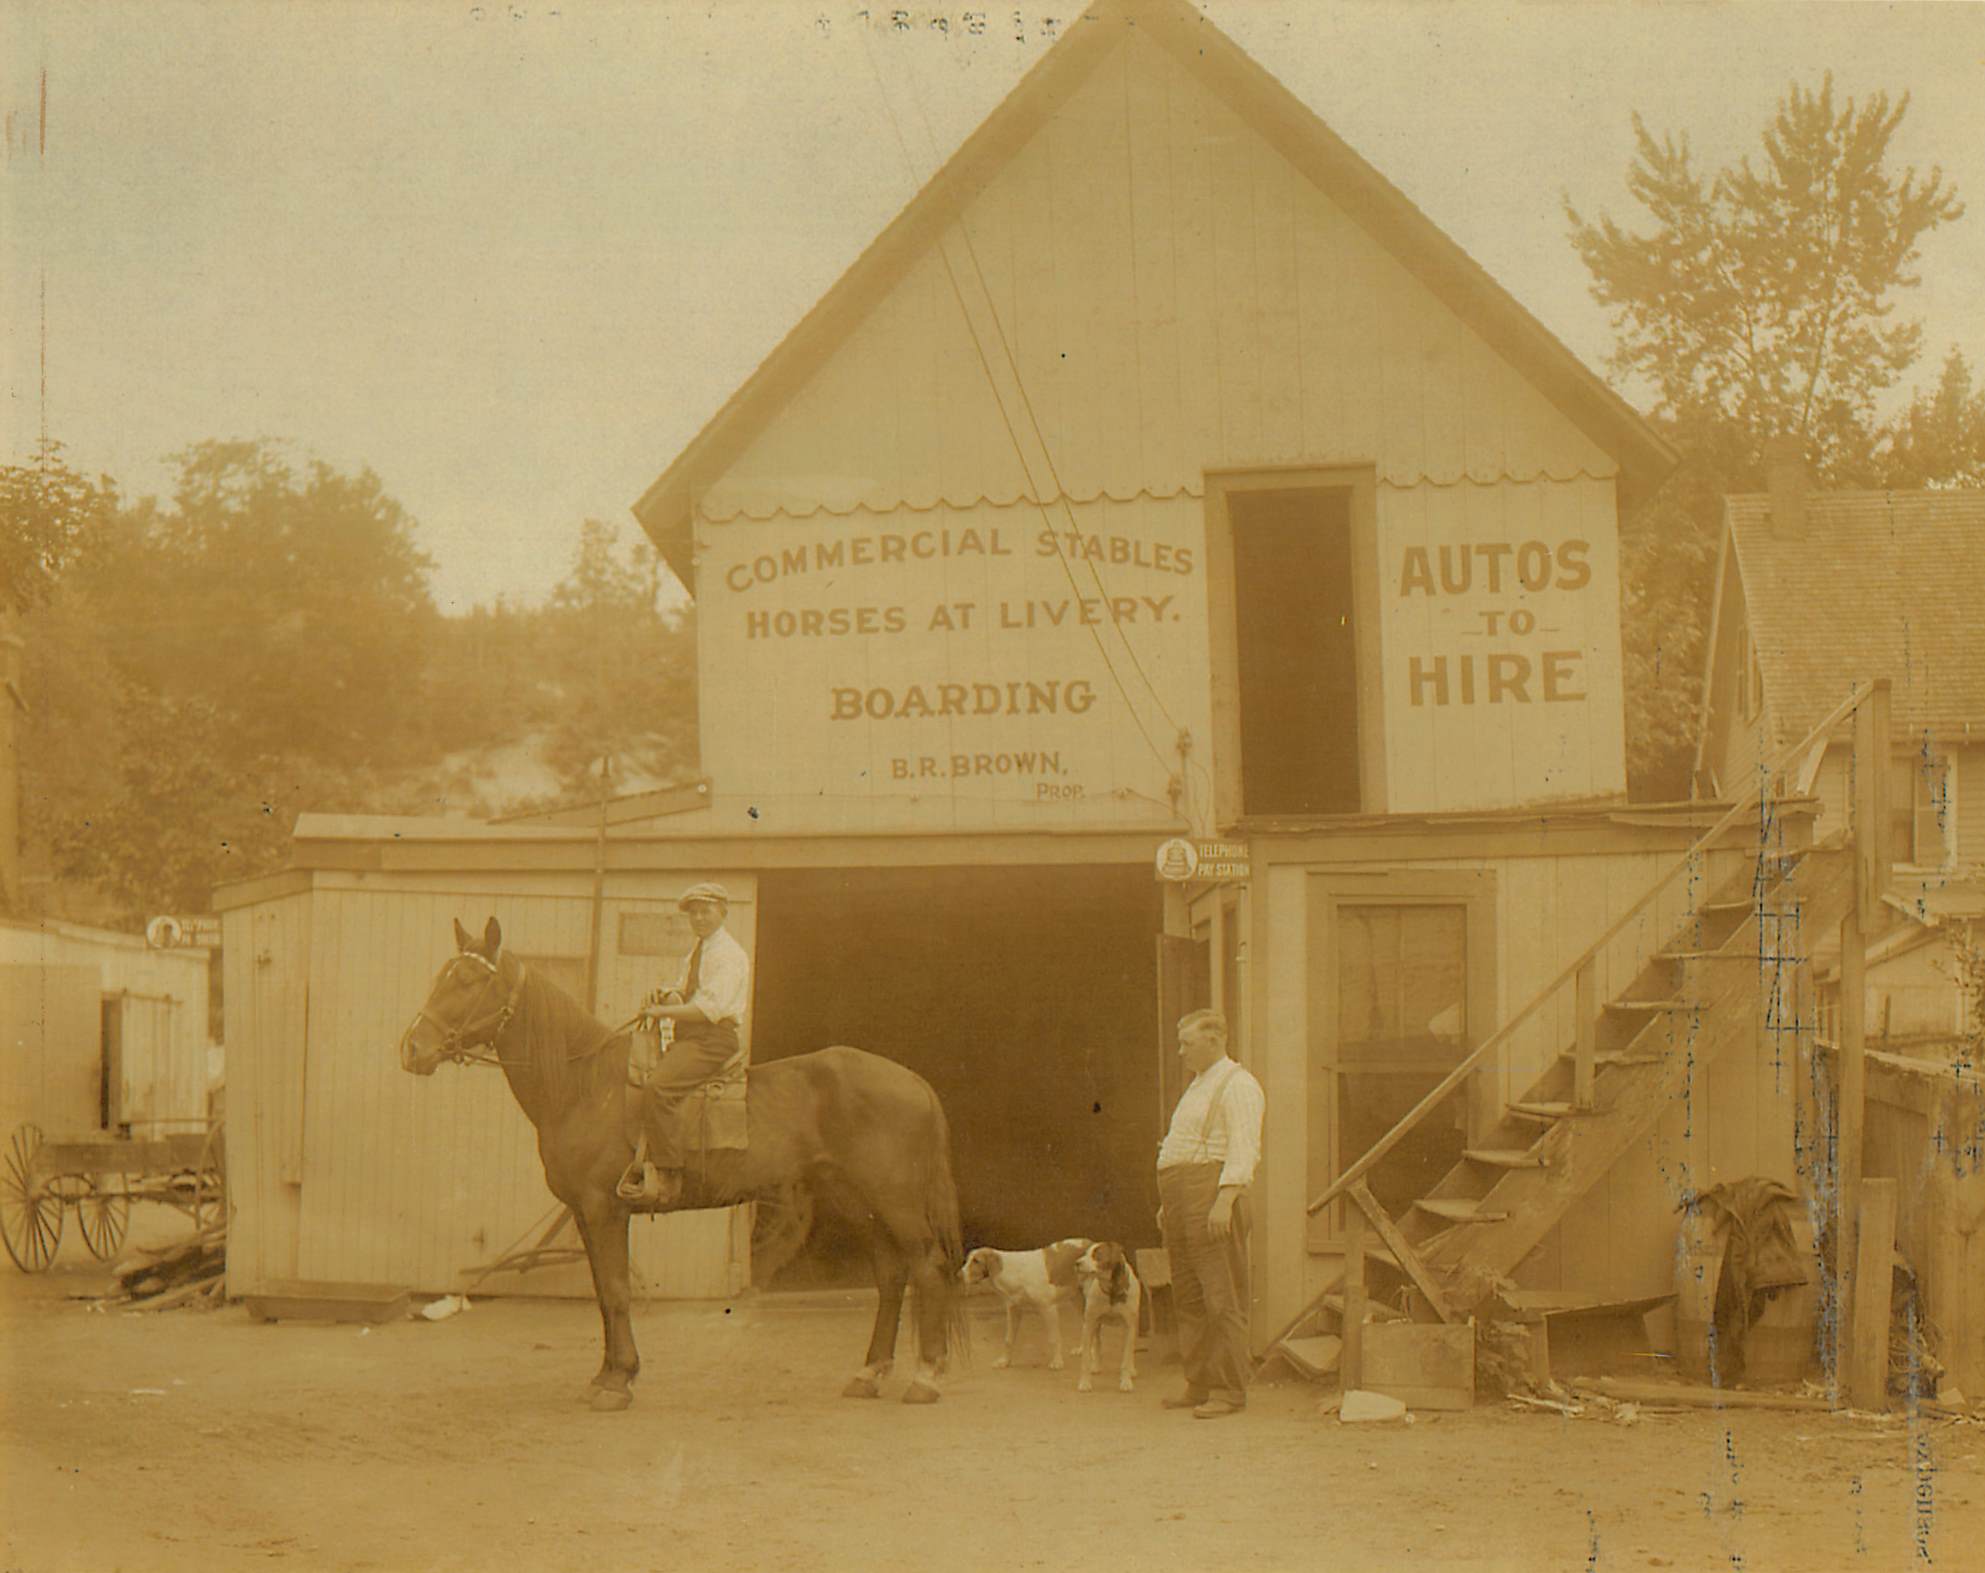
(213, 832), (759, 1300)
(1, 916), (215, 1145)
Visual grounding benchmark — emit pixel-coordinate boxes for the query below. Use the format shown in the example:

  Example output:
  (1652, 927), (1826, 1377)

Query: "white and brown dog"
(1074, 1241), (1142, 1393)
(959, 1238), (1092, 1371)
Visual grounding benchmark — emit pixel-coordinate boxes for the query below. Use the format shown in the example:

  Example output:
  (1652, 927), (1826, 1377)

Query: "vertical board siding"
(222, 893), (311, 1295)
(0, 925), (212, 1130)
(1267, 837), (1795, 1331)
(694, 493), (1218, 835)
(701, 31), (1616, 521)
(1956, 742), (1983, 865)
(1376, 474), (1627, 812)
(690, 29), (1630, 823)
(231, 878), (750, 1299)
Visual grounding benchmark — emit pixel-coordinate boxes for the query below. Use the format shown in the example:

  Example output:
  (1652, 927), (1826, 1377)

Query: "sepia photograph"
(3, 1), (1984, 1568)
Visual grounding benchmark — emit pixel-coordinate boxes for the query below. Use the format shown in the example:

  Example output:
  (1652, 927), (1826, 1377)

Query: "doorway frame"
(1303, 866), (1497, 1248)
(1203, 465), (1387, 827)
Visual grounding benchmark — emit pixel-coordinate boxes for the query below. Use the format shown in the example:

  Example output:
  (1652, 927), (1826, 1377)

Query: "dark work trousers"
(644, 1019), (739, 1168)
(1158, 1161), (1252, 1404)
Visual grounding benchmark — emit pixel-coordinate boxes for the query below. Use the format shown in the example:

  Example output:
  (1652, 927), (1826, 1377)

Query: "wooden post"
(582, 754), (612, 1014)
(1835, 679), (1887, 1394)
(0, 620), (23, 912)
(1342, 1211), (1367, 1390)
(1847, 1177), (1898, 1410)
(1573, 957), (1597, 1111)
(1853, 679), (1893, 931)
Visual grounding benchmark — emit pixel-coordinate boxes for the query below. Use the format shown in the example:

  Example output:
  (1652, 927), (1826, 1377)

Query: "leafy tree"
(22, 442), (443, 920)
(1568, 77), (1964, 796)
(537, 519), (697, 797)
(1, 440), (118, 616)
(1569, 75), (1962, 480)
(97, 441), (442, 769)
(1879, 347), (1985, 489)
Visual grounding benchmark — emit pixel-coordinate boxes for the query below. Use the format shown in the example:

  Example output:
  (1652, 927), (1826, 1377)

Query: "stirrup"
(616, 1161), (663, 1203)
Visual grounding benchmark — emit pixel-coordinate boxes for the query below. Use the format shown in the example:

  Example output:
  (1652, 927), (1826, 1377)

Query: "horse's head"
(400, 917), (522, 1074)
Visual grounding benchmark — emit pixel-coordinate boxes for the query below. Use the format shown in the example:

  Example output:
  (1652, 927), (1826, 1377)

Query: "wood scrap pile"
(99, 1224), (226, 1311)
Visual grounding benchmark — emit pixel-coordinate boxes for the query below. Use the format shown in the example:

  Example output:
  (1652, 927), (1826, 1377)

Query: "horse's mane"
(507, 958), (621, 1107)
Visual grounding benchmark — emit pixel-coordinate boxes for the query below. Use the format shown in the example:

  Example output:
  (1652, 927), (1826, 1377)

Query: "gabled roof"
(1725, 488), (1985, 744)
(631, 0), (1672, 588)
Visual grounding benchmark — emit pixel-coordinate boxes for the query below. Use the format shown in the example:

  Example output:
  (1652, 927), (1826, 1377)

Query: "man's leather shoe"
(1160, 1390), (1208, 1410)
(1192, 1397), (1246, 1419)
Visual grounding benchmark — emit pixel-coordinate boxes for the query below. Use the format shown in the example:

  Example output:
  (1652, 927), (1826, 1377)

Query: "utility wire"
(856, 27), (1187, 803)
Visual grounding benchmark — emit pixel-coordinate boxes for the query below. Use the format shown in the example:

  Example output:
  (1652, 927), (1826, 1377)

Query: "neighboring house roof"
(1724, 489), (1985, 745)
(631, 0), (1673, 589)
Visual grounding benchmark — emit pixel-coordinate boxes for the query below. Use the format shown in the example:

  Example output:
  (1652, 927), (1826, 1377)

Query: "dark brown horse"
(399, 917), (966, 1410)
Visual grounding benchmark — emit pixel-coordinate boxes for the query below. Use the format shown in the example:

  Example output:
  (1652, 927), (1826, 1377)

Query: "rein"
(413, 951), (637, 1073)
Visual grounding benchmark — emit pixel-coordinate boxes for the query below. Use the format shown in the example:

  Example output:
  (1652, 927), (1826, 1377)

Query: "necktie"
(682, 940), (703, 1002)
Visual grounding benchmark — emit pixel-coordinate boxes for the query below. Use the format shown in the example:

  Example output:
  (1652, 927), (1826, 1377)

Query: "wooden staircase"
(1269, 841), (1855, 1372)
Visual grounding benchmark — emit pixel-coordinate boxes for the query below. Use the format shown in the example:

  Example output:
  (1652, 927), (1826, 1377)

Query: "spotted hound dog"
(1074, 1241), (1142, 1393)
(958, 1238), (1092, 1371)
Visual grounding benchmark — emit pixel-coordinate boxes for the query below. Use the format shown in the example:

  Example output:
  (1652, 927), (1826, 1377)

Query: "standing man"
(1156, 1008), (1265, 1419)
(632, 881), (750, 1208)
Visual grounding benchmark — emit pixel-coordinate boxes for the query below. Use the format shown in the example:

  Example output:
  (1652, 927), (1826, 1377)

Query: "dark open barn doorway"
(751, 864), (1163, 1288)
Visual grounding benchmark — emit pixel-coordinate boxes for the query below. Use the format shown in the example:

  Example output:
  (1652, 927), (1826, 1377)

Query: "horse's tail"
(918, 1080), (971, 1368)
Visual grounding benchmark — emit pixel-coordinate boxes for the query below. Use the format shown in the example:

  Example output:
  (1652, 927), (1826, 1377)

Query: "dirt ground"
(3, 1237), (1980, 1573)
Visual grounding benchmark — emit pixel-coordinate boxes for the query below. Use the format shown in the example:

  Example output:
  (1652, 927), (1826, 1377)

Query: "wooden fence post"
(1847, 1178), (1899, 1410)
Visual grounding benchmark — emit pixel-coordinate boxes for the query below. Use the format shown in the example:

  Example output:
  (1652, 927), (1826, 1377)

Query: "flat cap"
(677, 881), (731, 910)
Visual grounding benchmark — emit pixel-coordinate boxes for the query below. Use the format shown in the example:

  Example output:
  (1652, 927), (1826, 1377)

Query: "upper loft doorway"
(1207, 469), (1384, 822)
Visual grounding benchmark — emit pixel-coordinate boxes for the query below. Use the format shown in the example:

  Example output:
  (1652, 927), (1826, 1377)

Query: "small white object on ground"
(1339, 1389), (1408, 1423)
(419, 1295), (470, 1322)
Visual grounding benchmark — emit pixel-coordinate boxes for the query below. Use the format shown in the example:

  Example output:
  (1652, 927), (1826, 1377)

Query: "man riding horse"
(620, 881), (749, 1208)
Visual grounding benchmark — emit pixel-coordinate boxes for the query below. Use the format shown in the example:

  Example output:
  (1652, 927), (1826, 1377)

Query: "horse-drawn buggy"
(2, 1118), (224, 1272)
(1, 927), (223, 1273)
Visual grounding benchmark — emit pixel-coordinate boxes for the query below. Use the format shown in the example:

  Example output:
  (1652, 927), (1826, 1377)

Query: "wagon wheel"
(190, 1119), (227, 1234)
(78, 1176), (132, 1260)
(2, 1123), (63, 1273)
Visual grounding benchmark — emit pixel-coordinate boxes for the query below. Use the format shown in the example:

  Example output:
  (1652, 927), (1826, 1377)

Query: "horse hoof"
(842, 1376), (882, 1399)
(901, 1381), (941, 1405)
(590, 1386), (633, 1413)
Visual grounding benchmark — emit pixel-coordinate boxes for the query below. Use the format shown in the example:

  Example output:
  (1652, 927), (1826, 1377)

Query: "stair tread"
(1605, 997), (1694, 1011)
(1412, 1198), (1509, 1223)
(1277, 1334), (1342, 1378)
(1508, 1101), (1579, 1120)
(1560, 1047), (1666, 1066)
(1463, 1147), (1550, 1169)
(1320, 1293), (1409, 1323)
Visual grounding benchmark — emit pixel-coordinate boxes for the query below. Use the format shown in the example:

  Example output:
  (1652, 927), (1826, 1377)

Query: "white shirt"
(1157, 1056), (1265, 1188)
(673, 926), (750, 1025)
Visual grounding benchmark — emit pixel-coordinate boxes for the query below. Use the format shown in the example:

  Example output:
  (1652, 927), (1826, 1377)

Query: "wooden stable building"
(218, 0), (1860, 1364)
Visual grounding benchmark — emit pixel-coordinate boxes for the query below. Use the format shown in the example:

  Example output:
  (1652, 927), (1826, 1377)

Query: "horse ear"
(453, 918), (473, 951)
(482, 916), (503, 956)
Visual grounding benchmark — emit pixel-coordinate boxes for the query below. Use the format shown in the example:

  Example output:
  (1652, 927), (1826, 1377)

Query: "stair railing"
(1304, 680), (1880, 1227)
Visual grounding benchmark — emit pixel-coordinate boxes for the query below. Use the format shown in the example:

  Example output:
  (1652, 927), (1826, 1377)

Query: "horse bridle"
(409, 950), (530, 1069)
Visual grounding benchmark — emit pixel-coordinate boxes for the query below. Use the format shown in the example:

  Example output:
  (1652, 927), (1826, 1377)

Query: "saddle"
(622, 1022), (750, 1156)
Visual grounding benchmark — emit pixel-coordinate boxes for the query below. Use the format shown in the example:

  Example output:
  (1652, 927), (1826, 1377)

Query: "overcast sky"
(6, 1), (1984, 612)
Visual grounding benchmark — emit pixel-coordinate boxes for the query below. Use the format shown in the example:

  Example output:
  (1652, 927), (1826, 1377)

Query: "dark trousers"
(1158, 1162), (1252, 1404)
(644, 1020), (739, 1168)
